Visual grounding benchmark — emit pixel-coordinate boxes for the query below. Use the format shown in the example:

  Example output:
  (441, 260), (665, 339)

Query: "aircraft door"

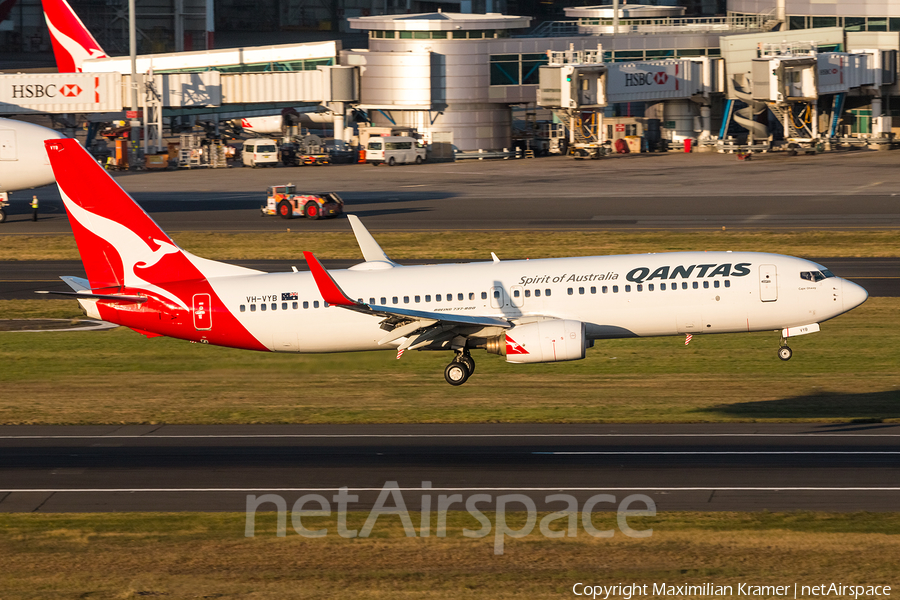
(192, 293), (212, 330)
(510, 285), (525, 308)
(759, 264), (777, 302)
(0, 129), (16, 161)
(490, 286), (505, 309)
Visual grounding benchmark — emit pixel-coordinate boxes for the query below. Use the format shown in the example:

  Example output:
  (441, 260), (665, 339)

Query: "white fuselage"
(0, 119), (66, 194)
(201, 252), (863, 353)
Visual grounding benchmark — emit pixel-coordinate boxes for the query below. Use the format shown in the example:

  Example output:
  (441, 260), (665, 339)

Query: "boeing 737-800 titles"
(42, 139), (868, 385)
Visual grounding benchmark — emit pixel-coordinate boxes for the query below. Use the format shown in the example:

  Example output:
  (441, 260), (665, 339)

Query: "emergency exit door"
(759, 264), (777, 302)
(192, 293), (212, 330)
(0, 129), (16, 161)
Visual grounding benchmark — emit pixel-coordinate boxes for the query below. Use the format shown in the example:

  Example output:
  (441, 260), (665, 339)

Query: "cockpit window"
(800, 270), (831, 282)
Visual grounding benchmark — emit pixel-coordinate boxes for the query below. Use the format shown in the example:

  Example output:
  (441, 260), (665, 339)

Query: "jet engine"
(486, 320), (587, 364)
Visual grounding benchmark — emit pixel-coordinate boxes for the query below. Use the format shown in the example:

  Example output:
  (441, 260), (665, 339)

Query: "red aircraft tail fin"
(40, 0), (108, 73)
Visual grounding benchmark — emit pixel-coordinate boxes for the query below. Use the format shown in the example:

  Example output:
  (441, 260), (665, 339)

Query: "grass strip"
(1, 298), (897, 424)
(2, 229), (900, 260)
(0, 512), (897, 599)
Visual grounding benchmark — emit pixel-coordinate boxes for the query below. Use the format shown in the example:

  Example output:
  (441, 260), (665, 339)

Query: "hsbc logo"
(60, 84), (82, 97)
(624, 71), (669, 87)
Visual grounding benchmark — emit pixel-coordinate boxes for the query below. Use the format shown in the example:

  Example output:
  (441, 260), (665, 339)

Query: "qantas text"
(626, 263), (751, 284)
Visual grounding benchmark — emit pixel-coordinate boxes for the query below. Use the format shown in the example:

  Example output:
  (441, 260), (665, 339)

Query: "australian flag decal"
(282, 292), (298, 301)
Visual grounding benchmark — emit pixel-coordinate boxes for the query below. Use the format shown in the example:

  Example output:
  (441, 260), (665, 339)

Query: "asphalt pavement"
(1, 424), (899, 513)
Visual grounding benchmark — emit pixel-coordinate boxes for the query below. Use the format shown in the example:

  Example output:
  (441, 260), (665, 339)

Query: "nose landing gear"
(444, 350), (475, 386)
(777, 334), (792, 361)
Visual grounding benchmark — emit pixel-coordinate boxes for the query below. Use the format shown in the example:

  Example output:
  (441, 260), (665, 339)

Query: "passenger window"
(381, 297), (387, 304)
(637, 284), (643, 292)
(415, 295), (420, 303)
(447, 293), (452, 300)
(682, 282), (688, 289)
(282, 302), (288, 310)
(481, 292), (487, 300)
(590, 286), (596, 294)
(692, 282), (699, 289)
(458, 293), (464, 301)
(625, 285), (631, 292)
(579, 287), (585, 295)
(303, 301), (309, 309)
(403, 296), (409, 304)
(314, 301), (320, 308)
(513, 289), (520, 298)
(261, 304), (267, 311)
(292, 302), (298, 309)
(661, 283), (666, 291)
(493, 291), (500, 299)
(613, 286), (618, 293)
(602, 286), (608, 294)
(369, 298), (376, 304)
(250, 304), (256, 312)
(469, 293), (474, 300)
(703, 281), (709, 289)
(714, 281), (720, 288)
(648, 284), (654, 291)
(271, 303), (277, 310)
(392, 297), (399, 304)
(724, 280), (731, 288)
(525, 290), (531, 298)
(568, 288), (574, 295)
(545, 289), (551, 296)
(535, 289), (541, 297)
(240, 305), (246, 312)
(426, 295), (431, 302)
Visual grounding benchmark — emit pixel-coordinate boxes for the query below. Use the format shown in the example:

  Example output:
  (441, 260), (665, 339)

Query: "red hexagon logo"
(61, 84), (83, 97)
(653, 72), (668, 85)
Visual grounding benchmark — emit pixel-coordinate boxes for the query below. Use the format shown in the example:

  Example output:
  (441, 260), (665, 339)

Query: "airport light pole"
(129, 0), (141, 169)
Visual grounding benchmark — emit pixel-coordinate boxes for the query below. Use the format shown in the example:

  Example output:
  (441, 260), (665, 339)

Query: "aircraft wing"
(304, 252), (510, 350)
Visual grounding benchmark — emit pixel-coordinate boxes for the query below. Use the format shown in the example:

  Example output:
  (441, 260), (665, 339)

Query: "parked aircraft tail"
(40, 0), (108, 72)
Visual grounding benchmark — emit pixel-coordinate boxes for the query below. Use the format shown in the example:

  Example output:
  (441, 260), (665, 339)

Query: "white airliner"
(42, 139), (868, 385)
(0, 118), (66, 222)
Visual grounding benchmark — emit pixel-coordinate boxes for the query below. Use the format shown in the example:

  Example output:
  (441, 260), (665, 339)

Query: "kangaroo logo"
(43, 3), (107, 72)
(59, 189), (187, 309)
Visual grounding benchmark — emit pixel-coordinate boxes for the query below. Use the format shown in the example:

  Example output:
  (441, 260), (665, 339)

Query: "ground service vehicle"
(260, 184), (344, 220)
(242, 139), (279, 167)
(366, 136), (426, 166)
(42, 139), (869, 387)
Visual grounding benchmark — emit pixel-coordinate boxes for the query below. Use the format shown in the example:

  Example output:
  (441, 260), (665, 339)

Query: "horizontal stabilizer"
(36, 290), (147, 303)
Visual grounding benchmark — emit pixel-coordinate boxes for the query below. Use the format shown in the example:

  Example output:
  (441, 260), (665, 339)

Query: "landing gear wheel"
(277, 200), (293, 219)
(444, 361), (470, 386)
(305, 202), (320, 220)
(415, 156), (423, 165)
(778, 346), (793, 361)
(388, 157), (396, 166)
(459, 354), (475, 376)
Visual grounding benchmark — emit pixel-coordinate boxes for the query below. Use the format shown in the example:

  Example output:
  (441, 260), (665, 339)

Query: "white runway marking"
(533, 451), (900, 455)
(2, 487), (900, 493)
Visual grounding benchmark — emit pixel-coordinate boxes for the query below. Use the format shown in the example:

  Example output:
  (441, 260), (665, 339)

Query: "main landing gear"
(444, 350), (475, 386)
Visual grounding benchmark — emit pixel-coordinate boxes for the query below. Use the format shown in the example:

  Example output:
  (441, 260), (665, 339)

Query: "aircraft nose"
(842, 279), (868, 311)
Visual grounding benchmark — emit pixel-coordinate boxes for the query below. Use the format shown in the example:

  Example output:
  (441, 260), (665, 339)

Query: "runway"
(2, 257), (898, 299)
(1, 424), (899, 513)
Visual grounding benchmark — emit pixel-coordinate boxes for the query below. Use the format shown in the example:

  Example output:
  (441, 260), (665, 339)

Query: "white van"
(242, 139), (279, 167)
(366, 136), (426, 166)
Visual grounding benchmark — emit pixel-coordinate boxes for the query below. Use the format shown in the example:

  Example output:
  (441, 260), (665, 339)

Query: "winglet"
(347, 214), (396, 267)
(303, 251), (359, 307)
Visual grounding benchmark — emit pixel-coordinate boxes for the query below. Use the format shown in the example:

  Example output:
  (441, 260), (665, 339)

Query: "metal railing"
(523, 13), (769, 38)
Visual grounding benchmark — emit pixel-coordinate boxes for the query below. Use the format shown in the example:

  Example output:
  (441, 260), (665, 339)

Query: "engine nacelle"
(487, 320), (587, 364)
